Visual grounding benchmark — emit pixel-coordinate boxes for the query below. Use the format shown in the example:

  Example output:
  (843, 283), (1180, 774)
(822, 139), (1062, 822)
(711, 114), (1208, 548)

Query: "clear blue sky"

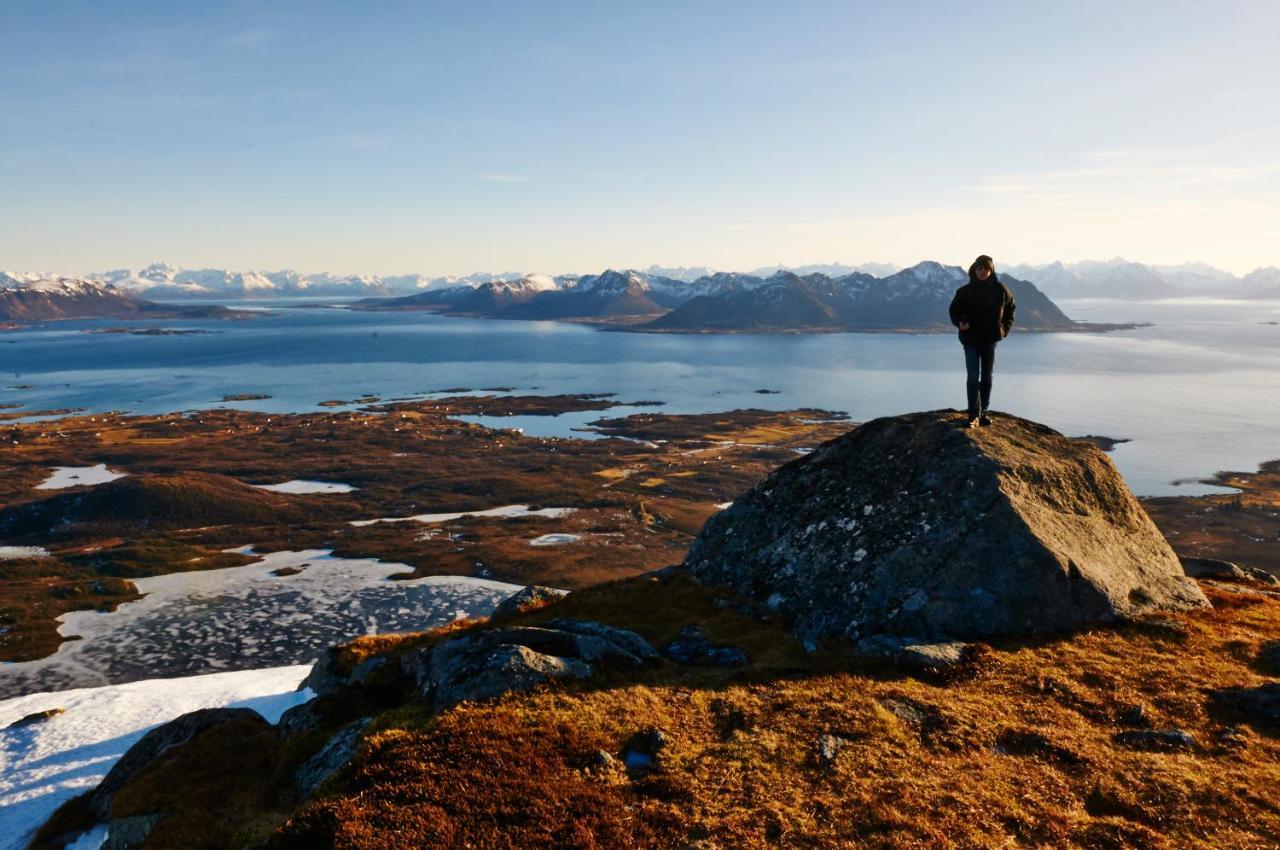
(2, 1), (1276, 276)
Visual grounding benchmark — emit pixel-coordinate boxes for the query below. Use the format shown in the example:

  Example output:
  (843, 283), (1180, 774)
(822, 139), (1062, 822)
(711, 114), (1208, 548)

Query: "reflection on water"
(2, 297), (1278, 497)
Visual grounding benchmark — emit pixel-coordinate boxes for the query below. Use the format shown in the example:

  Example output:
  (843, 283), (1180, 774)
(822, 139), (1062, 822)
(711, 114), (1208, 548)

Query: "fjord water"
(2, 297), (1277, 497)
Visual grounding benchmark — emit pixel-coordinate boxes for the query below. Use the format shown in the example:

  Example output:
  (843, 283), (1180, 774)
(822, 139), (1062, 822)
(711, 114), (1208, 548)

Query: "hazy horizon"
(5, 255), (1277, 282)
(3, 1), (1277, 276)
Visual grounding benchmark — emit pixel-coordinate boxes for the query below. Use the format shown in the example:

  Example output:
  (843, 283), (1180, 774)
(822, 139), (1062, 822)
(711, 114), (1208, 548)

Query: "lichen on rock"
(685, 410), (1209, 643)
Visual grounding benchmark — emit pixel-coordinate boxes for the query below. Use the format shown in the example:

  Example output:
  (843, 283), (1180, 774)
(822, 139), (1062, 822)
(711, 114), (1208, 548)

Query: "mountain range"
(0, 275), (247, 323)
(354, 262), (1084, 334)
(5, 256), (1277, 330)
(1002, 259), (1280, 299)
(5, 258), (1278, 302)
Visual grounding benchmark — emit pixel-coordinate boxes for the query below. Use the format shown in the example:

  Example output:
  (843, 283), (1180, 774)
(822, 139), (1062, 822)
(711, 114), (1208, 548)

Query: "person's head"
(969, 255), (996, 283)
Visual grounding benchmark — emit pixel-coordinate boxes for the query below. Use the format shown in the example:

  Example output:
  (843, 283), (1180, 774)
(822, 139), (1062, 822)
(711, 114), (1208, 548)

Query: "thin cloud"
(478, 173), (529, 183)
(225, 29), (273, 49)
(316, 134), (388, 151)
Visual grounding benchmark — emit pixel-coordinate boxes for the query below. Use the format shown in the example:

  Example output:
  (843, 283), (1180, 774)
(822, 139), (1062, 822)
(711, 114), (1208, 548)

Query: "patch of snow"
(350, 504), (577, 527)
(251, 480), (357, 494)
(529, 533), (581, 546)
(35, 464), (126, 490)
(0, 547), (50, 560)
(0, 665), (312, 850)
(0, 550), (526, 699)
(714, 502), (734, 510)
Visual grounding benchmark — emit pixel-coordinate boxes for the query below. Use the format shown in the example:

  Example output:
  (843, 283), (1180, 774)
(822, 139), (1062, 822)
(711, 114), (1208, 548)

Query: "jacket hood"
(968, 255), (998, 285)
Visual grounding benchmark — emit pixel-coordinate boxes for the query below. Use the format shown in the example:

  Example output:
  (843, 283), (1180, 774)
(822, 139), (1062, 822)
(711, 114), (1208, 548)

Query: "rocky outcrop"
(686, 410), (1209, 644)
(490, 584), (568, 622)
(87, 707), (271, 819)
(399, 619), (656, 712)
(295, 717), (373, 798)
(1181, 556), (1280, 588)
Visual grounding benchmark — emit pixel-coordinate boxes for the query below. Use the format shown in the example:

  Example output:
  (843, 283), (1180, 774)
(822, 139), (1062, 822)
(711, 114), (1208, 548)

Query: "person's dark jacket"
(948, 270), (1016, 346)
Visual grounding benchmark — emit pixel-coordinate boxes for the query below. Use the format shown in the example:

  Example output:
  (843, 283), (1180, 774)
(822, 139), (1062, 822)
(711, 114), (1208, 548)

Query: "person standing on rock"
(948, 255), (1015, 428)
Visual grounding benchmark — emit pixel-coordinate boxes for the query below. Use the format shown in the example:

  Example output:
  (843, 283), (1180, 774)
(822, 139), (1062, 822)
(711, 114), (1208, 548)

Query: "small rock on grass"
(661, 625), (748, 667)
(1112, 729), (1196, 751)
(490, 585), (567, 622)
(817, 733), (852, 765)
(621, 728), (668, 771)
(856, 635), (973, 674)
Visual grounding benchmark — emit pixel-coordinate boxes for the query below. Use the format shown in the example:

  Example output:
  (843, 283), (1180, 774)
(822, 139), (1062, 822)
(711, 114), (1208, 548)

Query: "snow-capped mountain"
(0, 275), (147, 321)
(746, 262), (899, 279)
(1150, 262), (1239, 291)
(642, 265), (719, 283)
(0, 274), (257, 322)
(353, 261), (1080, 332)
(502, 269), (664, 319)
(1242, 266), (1280, 296)
(37, 265), (535, 300)
(1002, 258), (1252, 299)
(9, 258), (1273, 309)
(645, 261), (1071, 333)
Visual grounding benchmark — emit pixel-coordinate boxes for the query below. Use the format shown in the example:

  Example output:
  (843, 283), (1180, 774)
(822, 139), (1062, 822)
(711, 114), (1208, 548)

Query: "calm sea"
(2, 296), (1277, 497)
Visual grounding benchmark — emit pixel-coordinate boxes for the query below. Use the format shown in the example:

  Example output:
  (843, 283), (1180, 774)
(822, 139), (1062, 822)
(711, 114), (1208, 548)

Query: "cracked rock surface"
(686, 410), (1208, 643)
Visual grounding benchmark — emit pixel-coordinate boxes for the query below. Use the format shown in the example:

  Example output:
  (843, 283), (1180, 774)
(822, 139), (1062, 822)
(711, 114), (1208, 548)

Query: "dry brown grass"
(0, 559), (140, 661)
(258, 575), (1280, 850)
(1144, 459), (1280, 574)
(0, 400), (850, 660)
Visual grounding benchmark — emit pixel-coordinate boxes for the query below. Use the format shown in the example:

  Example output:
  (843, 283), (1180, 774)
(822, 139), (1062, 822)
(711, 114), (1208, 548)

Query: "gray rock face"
(661, 625), (749, 667)
(295, 717), (373, 798)
(102, 814), (163, 850)
(414, 641), (590, 712)
(298, 646), (349, 696)
(685, 410), (1209, 643)
(399, 619), (656, 712)
(855, 636), (972, 673)
(1112, 729), (1196, 751)
(1180, 556), (1280, 588)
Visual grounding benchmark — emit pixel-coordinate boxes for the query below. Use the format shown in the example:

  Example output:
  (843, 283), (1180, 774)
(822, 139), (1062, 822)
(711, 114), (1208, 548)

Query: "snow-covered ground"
(350, 504), (577, 527)
(251, 479), (358, 494)
(0, 665), (312, 850)
(34, 464), (126, 490)
(0, 549), (525, 698)
(0, 546), (50, 560)
(529, 533), (581, 546)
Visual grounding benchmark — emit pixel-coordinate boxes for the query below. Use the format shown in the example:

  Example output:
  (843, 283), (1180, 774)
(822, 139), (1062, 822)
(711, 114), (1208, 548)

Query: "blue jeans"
(963, 342), (996, 418)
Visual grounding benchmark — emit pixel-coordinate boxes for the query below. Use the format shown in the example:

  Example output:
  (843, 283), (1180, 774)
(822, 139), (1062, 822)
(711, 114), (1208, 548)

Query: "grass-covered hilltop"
(8, 402), (1280, 850)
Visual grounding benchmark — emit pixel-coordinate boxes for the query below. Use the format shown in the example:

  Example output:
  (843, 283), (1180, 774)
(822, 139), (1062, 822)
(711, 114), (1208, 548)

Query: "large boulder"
(685, 410), (1209, 643)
